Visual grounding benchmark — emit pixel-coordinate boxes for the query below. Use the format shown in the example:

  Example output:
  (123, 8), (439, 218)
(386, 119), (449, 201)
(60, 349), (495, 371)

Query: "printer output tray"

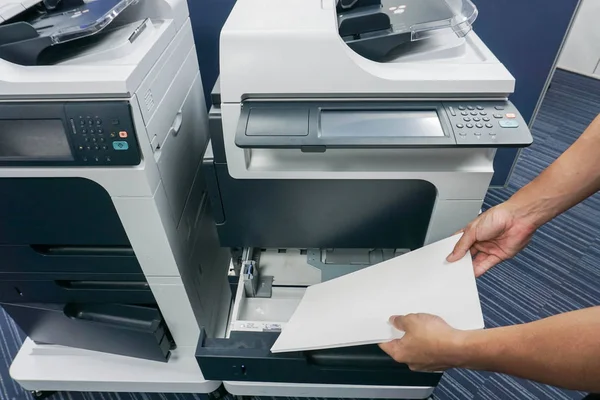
(196, 331), (441, 386)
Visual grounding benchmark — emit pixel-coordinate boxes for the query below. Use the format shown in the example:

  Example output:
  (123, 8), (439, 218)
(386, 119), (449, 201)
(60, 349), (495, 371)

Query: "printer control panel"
(65, 102), (141, 166)
(234, 100), (533, 150)
(0, 101), (141, 167)
(442, 101), (532, 147)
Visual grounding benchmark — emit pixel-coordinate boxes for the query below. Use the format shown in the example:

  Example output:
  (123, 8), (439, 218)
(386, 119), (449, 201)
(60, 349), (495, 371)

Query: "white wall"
(558, 0), (600, 79)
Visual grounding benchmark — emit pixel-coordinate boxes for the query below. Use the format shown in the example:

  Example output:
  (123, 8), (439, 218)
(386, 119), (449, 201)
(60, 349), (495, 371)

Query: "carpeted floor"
(1, 69), (599, 400)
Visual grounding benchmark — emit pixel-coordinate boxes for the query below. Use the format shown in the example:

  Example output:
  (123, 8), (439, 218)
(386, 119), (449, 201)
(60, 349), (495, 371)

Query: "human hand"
(447, 203), (537, 277)
(378, 314), (467, 372)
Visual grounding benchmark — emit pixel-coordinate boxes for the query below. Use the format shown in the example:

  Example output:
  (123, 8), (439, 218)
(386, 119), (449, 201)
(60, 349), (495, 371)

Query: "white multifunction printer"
(0, 0), (534, 399)
(196, 0), (532, 399)
(0, 0), (231, 396)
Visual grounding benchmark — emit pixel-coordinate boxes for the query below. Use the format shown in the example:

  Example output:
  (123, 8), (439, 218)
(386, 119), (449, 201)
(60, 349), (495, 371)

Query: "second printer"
(196, 0), (533, 398)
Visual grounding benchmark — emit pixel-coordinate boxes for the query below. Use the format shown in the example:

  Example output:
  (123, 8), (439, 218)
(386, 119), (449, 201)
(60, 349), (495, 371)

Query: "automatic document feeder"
(0, 0), (230, 395)
(196, 0), (533, 398)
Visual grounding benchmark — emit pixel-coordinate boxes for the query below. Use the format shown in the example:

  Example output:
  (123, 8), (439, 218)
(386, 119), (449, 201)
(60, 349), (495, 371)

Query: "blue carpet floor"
(1, 69), (599, 400)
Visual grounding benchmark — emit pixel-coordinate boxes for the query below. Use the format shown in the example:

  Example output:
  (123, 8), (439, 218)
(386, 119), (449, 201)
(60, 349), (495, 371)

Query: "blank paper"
(270, 234), (484, 353)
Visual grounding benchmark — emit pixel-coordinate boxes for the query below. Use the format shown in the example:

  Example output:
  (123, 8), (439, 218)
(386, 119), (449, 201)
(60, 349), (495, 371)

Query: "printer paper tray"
(195, 248), (442, 387)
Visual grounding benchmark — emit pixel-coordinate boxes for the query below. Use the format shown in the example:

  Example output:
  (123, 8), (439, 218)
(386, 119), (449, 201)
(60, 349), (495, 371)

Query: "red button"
(119, 131), (128, 138)
(506, 113), (516, 119)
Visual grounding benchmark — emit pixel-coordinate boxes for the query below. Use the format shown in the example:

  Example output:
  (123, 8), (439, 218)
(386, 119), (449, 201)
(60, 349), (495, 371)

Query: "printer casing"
(0, 0), (230, 394)
(196, 0), (533, 398)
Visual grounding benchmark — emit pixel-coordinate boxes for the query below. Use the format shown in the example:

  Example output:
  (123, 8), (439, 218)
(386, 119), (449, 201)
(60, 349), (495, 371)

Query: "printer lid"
(338, 0), (478, 61)
(0, 0), (189, 99)
(219, 0), (515, 102)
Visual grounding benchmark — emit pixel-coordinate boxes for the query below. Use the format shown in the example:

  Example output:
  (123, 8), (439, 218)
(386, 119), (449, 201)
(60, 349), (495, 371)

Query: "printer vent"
(144, 89), (155, 112)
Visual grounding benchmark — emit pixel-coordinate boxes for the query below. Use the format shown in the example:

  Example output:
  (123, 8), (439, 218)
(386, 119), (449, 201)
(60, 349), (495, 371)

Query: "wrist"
(452, 328), (508, 371)
(501, 197), (550, 231)
(441, 329), (475, 369)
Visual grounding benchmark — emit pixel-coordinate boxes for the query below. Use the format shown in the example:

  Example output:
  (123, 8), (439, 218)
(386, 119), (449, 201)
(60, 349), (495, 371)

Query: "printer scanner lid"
(219, 0), (515, 102)
(337, 0), (479, 62)
(0, 0), (189, 99)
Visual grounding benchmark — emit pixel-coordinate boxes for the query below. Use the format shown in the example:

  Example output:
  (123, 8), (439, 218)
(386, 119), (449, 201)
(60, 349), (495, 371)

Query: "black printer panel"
(0, 101), (141, 167)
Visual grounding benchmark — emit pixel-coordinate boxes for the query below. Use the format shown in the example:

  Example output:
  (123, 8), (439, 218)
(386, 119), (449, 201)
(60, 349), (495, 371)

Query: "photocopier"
(195, 0), (533, 398)
(0, 0), (534, 399)
(0, 0), (231, 395)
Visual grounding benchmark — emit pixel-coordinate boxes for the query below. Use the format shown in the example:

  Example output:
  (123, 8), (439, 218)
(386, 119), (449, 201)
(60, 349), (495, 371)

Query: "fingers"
(472, 251), (488, 268)
(389, 315), (406, 331)
(452, 228), (465, 236)
(447, 226), (477, 262)
(473, 254), (503, 277)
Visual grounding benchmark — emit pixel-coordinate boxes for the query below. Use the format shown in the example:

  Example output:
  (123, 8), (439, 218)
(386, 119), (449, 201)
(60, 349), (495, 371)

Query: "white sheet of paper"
(270, 234), (484, 353)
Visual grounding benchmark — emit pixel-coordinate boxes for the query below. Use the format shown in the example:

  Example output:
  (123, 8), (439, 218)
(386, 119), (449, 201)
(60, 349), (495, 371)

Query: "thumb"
(447, 228), (476, 262)
(389, 315), (406, 332)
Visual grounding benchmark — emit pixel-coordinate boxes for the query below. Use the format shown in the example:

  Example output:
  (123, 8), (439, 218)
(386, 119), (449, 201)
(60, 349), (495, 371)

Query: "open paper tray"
(270, 235), (485, 354)
(271, 328), (405, 354)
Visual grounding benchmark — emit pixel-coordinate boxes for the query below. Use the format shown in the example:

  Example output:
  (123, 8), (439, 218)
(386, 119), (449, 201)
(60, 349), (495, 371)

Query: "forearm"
(507, 114), (600, 228)
(455, 307), (600, 392)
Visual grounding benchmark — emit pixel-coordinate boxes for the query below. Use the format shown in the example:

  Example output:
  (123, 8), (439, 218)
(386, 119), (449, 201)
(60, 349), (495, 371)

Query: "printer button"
(461, 111), (468, 116)
(470, 111), (478, 116)
(466, 123), (474, 128)
(113, 141), (129, 151)
(476, 106), (485, 110)
(499, 120), (520, 128)
(97, 128), (104, 134)
(476, 123), (483, 128)
(96, 119), (102, 125)
(456, 123), (464, 129)
(493, 114), (503, 119)
(467, 106), (475, 110)
(480, 111), (487, 116)
(119, 131), (128, 138)
(473, 117), (481, 122)
(463, 117), (471, 122)
(483, 117), (491, 122)
(485, 123), (494, 129)
(495, 106), (505, 110)
(458, 106), (466, 110)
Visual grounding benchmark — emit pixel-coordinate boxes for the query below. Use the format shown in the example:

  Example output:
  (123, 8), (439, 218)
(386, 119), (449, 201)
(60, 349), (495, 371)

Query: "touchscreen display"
(0, 120), (73, 160)
(320, 110), (445, 138)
